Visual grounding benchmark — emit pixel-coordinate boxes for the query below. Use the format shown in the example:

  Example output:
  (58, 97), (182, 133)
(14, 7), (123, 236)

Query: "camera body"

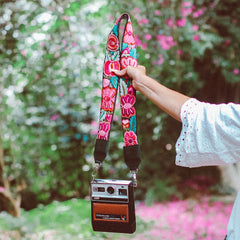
(91, 179), (136, 233)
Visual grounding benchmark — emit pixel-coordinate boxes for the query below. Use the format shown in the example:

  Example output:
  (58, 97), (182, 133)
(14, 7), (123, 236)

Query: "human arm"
(112, 66), (190, 122)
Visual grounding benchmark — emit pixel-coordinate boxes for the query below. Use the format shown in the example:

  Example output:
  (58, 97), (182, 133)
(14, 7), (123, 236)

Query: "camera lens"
(107, 186), (115, 194)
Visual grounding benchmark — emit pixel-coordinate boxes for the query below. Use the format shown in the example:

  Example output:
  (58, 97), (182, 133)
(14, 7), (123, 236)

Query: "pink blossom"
(51, 114), (59, 121)
(134, 35), (141, 46)
(145, 34), (152, 40)
(90, 121), (98, 135)
(62, 39), (67, 45)
(193, 11), (200, 18)
(155, 10), (161, 15)
(21, 50), (27, 57)
(177, 18), (186, 27)
(165, 18), (175, 28)
(157, 34), (176, 50)
(177, 49), (183, 55)
(224, 40), (231, 46)
(198, 9), (204, 16)
(234, 69), (239, 74)
(153, 54), (164, 66)
(96, 89), (101, 96)
(193, 34), (200, 41)
(0, 187), (5, 192)
(141, 43), (147, 50)
(182, 1), (192, 7)
(181, 8), (192, 17)
(135, 199), (232, 239)
(113, 115), (118, 122)
(54, 52), (60, 58)
(192, 24), (199, 31)
(133, 7), (141, 13)
(72, 42), (77, 47)
(58, 93), (63, 97)
(63, 15), (69, 21)
(138, 18), (149, 25)
(109, 15), (114, 21)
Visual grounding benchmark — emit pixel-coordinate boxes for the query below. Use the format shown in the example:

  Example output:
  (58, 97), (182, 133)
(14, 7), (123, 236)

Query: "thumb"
(111, 68), (127, 77)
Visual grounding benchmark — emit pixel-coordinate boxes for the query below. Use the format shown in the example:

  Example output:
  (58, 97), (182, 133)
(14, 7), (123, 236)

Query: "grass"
(0, 199), (149, 240)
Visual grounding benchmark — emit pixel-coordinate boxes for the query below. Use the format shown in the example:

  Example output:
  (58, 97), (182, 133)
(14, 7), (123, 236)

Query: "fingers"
(111, 68), (127, 76)
(138, 65), (146, 74)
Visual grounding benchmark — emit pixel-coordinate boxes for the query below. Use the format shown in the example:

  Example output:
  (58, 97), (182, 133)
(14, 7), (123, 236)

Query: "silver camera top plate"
(91, 179), (132, 202)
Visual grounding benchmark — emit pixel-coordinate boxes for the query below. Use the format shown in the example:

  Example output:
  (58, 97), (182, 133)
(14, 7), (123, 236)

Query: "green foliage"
(145, 179), (181, 206)
(1, 0), (240, 210)
(0, 199), (148, 240)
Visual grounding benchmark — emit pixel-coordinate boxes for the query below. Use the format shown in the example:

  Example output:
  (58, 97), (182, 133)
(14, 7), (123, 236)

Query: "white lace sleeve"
(175, 98), (240, 168)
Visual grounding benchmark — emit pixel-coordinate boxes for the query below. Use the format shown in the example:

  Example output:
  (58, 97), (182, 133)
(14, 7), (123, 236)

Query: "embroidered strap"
(94, 13), (141, 171)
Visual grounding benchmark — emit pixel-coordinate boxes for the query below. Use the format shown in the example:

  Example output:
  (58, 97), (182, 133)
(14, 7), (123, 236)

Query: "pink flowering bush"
(134, 198), (233, 240)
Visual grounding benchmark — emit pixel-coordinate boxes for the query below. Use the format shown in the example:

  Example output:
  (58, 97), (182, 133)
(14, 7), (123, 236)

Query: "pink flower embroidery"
(97, 122), (110, 140)
(124, 131), (138, 146)
(103, 78), (110, 88)
(101, 87), (116, 111)
(106, 114), (113, 122)
(104, 60), (120, 76)
(107, 34), (119, 51)
(127, 85), (134, 95)
(120, 56), (138, 69)
(121, 48), (130, 57)
(120, 94), (136, 118)
(122, 119), (130, 129)
(123, 22), (135, 45)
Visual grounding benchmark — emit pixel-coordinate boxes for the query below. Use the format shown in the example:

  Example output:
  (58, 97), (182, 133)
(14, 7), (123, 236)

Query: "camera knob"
(107, 186), (115, 194)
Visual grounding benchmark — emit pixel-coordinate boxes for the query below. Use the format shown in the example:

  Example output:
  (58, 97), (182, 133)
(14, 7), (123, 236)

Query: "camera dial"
(107, 186), (115, 194)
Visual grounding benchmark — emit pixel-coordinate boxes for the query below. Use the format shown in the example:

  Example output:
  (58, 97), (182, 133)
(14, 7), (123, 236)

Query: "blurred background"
(1, 0), (240, 239)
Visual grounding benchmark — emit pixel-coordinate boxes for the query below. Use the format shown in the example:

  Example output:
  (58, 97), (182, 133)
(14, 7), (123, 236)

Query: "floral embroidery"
(107, 34), (119, 51)
(122, 119), (130, 129)
(120, 56), (138, 69)
(121, 47), (130, 57)
(127, 85), (134, 95)
(124, 131), (138, 146)
(97, 122), (110, 140)
(104, 60), (120, 76)
(123, 22), (135, 45)
(120, 94), (136, 118)
(106, 114), (113, 122)
(97, 14), (139, 146)
(101, 87), (117, 111)
(103, 78), (110, 88)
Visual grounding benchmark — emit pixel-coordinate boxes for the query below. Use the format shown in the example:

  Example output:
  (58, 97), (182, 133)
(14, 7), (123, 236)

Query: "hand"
(112, 66), (146, 91)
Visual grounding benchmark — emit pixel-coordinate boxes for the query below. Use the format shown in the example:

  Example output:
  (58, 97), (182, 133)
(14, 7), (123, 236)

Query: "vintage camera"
(91, 179), (136, 233)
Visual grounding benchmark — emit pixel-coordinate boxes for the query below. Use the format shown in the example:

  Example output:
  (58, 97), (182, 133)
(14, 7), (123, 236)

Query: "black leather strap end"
(123, 144), (141, 170)
(94, 139), (109, 164)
